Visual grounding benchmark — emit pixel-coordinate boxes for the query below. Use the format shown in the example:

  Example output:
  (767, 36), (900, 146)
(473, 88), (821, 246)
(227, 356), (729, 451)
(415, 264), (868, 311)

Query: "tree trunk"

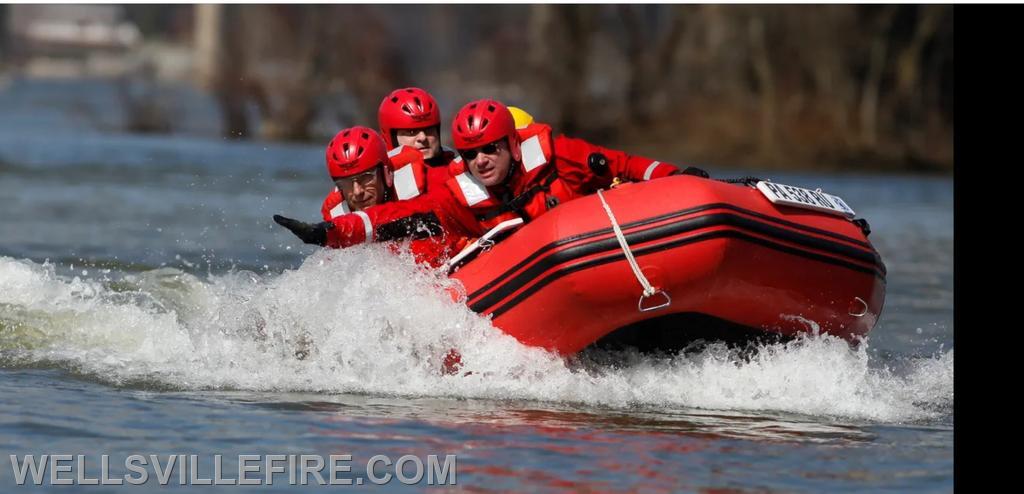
(194, 4), (250, 139)
(858, 5), (897, 148)
(526, 4), (592, 135)
(618, 5), (686, 131)
(896, 7), (943, 104)
(748, 15), (777, 158)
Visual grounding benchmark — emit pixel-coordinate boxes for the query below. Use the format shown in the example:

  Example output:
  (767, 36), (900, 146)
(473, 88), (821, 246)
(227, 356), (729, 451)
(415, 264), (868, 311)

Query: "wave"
(0, 252), (953, 424)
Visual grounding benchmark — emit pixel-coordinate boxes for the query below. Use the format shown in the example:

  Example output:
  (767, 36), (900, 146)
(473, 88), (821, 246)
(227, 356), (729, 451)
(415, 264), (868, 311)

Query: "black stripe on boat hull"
(482, 228), (879, 319)
(465, 202), (882, 301)
(468, 211), (885, 314)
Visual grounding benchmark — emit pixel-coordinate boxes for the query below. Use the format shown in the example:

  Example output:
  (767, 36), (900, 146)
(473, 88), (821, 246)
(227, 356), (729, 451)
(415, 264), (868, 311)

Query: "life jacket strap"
(476, 170), (559, 222)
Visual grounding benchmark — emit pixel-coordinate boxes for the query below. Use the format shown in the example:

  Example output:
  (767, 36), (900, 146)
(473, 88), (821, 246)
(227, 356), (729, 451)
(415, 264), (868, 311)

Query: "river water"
(0, 79), (953, 492)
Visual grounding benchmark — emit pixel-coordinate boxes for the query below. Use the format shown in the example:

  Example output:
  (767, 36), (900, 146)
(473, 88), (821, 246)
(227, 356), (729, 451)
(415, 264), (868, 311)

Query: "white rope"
(596, 189), (656, 297)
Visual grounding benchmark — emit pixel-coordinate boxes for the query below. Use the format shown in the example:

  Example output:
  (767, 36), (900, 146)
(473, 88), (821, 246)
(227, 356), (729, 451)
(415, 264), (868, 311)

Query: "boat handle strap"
(639, 290), (672, 312)
(596, 189), (671, 313)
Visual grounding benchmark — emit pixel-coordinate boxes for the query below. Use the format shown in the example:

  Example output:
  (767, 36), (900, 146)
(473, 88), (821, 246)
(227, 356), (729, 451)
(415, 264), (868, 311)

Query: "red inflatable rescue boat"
(448, 175), (886, 355)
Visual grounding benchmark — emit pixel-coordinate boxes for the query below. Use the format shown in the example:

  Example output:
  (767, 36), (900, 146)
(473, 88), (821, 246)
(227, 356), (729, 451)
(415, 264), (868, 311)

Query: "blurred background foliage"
(1, 5), (952, 171)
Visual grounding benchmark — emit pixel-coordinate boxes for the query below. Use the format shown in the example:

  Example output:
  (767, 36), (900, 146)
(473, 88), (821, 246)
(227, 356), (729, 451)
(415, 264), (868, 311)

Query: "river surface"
(0, 78), (953, 492)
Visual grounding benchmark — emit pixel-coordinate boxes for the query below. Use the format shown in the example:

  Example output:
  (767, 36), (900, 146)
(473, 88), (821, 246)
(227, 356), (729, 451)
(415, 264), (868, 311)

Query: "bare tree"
(858, 6), (898, 149)
(747, 13), (777, 159)
(194, 4), (253, 138)
(186, 4), (952, 170)
(617, 5), (687, 129)
(522, 4), (596, 135)
(194, 5), (408, 141)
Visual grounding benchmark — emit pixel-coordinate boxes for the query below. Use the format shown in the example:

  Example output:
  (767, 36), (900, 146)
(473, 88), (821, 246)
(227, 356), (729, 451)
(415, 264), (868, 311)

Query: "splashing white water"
(0, 253), (952, 423)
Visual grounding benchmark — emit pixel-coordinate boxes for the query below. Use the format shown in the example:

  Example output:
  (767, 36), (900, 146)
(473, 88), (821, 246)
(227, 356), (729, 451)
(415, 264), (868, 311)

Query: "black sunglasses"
(459, 141), (501, 162)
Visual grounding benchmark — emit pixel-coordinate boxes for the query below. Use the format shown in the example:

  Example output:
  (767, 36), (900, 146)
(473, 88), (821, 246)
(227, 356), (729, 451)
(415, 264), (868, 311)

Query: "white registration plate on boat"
(756, 181), (856, 218)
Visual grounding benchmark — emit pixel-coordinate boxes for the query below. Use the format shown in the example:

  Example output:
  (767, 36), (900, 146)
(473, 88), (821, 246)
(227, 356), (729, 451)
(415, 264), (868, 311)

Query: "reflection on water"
(243, 394), (878, 444)
(204, 391), (947, 492)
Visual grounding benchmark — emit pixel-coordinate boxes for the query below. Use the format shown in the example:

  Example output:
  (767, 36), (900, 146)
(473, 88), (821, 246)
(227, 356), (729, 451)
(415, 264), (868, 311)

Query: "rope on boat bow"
(596, 189), (671, 313)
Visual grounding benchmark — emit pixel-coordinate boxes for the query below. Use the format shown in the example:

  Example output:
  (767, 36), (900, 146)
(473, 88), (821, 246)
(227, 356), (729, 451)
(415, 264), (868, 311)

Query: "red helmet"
(378, 87), (441, 148)
(451, 99), (520, 156)
(325, 126), (389, 178)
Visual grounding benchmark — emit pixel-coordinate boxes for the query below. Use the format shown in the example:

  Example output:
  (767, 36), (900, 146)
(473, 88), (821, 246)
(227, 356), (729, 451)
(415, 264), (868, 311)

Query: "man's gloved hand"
(680, 166), (710, 178)
(588, 152), (610, 177)
(273, 215), (332, 246)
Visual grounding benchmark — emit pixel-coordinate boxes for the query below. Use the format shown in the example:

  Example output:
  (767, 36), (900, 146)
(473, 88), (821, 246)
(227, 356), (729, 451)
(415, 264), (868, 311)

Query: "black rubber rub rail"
(468, 209), (886, 316)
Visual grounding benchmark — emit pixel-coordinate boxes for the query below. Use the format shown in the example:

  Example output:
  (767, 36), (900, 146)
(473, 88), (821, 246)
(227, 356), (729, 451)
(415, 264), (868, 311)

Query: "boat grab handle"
(849, 297), (868, 317)
(639, 290), (672, 312)
(597, 188), (672, 313)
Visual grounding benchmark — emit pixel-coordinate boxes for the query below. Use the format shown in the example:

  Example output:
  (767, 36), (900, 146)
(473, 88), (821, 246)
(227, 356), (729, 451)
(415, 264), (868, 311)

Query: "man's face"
(462, 139), (512, 187)
(395, 126), (440, 159)
(334, 165), (393, 211)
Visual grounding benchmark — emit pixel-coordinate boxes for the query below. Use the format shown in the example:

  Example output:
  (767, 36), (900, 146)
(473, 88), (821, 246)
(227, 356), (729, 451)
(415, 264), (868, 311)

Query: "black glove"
(588, 152), (610, 177)
(680, 166), (710, 178)
(273, 215), (332, 246)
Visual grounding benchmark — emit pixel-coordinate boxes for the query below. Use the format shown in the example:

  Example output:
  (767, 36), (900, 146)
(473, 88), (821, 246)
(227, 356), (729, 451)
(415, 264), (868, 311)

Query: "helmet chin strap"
(502, 159), (517, 184)
(500, 137), (519, 185)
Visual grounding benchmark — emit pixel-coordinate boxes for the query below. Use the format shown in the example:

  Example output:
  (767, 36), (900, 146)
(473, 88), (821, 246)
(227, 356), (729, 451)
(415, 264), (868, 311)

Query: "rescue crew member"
(274, 99), (683, 252)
